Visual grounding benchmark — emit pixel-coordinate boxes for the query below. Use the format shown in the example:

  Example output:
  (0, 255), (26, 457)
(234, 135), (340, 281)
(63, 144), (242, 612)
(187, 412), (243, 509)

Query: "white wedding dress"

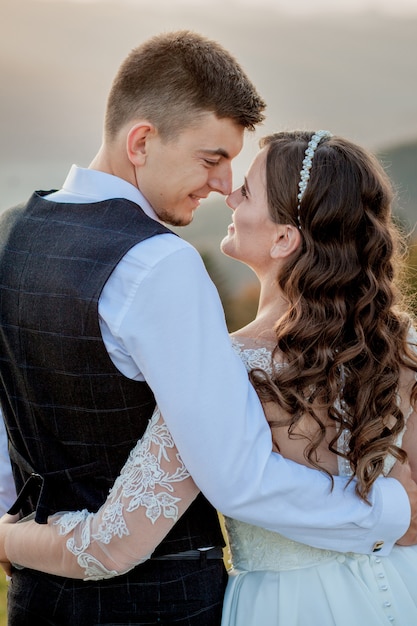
(9, 338), (417, 625)
(221, 340), (417, 626)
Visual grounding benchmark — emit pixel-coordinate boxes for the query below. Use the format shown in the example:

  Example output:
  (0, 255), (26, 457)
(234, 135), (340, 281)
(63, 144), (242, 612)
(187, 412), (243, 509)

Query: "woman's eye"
(240, 184), (248, 198)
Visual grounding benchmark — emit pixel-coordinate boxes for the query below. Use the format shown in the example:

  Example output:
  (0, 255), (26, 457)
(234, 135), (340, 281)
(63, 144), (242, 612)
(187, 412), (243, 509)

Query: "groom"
(0, 30), (416, 625)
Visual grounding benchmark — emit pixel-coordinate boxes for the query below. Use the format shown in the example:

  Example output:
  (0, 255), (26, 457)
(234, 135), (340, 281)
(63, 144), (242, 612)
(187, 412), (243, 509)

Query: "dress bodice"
(225, 338), (413, 573)
(224, 515), (341, 571)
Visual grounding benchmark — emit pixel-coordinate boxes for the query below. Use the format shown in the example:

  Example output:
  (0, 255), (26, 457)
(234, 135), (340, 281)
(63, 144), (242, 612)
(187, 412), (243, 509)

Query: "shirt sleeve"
(100, 238), (410, 555)
(4, 408), (200, 579)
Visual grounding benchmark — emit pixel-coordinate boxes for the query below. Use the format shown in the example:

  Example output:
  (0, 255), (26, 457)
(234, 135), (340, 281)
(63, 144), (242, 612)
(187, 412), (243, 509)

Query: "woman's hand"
(389, 461), (417, 546)
(0, 513), (19, 577)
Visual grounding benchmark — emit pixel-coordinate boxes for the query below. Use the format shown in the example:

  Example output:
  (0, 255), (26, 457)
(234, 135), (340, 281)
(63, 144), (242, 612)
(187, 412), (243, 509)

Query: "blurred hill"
(379, 141), (417, 231)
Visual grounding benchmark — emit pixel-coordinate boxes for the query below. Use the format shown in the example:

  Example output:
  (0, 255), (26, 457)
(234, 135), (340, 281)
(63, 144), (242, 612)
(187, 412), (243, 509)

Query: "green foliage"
(405, 239), (417, 317)
(0, 576), (7, 625)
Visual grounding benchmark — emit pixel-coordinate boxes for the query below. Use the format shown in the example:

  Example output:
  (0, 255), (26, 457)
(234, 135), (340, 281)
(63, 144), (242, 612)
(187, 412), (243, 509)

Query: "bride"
(2, 130), (417, 625)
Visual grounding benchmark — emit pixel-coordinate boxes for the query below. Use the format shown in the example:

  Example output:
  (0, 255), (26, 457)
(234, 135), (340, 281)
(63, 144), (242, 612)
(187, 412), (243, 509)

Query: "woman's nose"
(226, 189), (239, 210)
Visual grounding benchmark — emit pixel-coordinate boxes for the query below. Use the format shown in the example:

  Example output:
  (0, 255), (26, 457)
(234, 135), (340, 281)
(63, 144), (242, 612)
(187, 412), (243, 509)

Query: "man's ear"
(270, 224), (302, 259)
(126, 122), (156, 166)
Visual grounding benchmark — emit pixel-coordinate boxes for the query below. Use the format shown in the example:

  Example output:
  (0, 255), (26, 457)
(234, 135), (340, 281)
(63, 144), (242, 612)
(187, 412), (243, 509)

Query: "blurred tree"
(227, 283), (260, 333)
(200, 251), (259, 332)
(405, 238), (417, 318)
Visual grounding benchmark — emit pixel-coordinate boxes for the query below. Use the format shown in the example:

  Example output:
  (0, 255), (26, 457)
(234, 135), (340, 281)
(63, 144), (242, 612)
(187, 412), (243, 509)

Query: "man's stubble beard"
(156, 207), (195, 228)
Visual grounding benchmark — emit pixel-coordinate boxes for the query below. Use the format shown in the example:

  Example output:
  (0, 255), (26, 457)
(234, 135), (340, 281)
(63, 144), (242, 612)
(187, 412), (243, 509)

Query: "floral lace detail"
(231, 338), (281, 377)
(337, 428), (353, 477)
(224, 516), (338, 572)
(53, 409), (191, 580)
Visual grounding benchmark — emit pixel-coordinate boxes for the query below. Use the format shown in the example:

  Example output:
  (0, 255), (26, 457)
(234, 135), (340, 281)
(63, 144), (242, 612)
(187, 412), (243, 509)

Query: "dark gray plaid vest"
(0, 192), (224, 555)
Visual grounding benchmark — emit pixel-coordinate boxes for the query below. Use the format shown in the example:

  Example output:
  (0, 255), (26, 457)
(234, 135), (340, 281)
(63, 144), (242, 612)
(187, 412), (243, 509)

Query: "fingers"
(390, 461), (417, 545)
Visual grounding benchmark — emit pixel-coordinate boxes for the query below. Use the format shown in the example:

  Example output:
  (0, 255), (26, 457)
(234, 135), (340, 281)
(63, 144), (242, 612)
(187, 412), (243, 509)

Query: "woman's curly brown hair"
(249, 131), (417, 501)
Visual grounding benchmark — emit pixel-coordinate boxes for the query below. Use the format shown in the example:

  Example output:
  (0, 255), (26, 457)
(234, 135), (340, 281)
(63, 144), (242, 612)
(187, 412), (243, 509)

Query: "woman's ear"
(270, 224), (302, 259)
(126, 122), (156, 166)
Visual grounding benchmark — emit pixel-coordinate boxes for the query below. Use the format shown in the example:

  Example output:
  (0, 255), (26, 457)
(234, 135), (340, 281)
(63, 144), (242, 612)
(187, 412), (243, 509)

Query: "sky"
(1, 0), (417, 217)
(54, 0), (417, 13)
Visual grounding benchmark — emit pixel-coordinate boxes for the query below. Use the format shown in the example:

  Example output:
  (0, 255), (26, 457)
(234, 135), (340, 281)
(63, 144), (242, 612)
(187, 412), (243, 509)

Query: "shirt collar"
(50, 165), (160, 222)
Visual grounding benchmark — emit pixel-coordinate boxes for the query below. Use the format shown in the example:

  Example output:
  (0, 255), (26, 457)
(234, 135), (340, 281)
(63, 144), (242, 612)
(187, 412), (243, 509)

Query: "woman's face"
(221, 147), (279, 272)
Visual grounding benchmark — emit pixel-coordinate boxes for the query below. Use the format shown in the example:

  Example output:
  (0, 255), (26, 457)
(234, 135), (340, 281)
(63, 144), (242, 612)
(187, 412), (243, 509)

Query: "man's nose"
(208, 164), (232, 195)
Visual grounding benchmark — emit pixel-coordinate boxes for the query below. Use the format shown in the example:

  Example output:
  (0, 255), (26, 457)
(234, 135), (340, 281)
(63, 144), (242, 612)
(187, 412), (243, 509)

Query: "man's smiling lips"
(189, 194), (207, 208)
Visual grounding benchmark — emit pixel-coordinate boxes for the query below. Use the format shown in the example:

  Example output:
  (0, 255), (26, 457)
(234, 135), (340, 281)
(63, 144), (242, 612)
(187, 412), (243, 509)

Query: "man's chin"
(163, 213), (194, 228)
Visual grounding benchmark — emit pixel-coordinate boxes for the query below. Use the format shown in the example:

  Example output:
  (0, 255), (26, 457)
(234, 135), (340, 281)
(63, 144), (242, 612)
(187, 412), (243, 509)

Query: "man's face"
(136, 113), (244, 226)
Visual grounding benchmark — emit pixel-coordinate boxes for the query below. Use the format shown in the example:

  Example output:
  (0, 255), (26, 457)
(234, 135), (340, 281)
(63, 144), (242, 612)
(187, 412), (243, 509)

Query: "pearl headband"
(297, 130), (332, 229)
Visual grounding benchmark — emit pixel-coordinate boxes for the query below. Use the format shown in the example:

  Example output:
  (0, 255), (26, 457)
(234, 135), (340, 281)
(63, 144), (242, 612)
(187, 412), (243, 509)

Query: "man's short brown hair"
(105, 30), (266, 140)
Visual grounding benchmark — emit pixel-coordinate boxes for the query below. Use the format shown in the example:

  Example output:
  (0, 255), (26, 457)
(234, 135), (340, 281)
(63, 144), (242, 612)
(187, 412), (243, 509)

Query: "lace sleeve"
(4, 409), (200, 580)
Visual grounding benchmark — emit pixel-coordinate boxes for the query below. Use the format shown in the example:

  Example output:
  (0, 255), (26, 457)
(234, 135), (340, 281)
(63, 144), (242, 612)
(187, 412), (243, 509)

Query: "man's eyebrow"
(199, 148), (230, 159)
